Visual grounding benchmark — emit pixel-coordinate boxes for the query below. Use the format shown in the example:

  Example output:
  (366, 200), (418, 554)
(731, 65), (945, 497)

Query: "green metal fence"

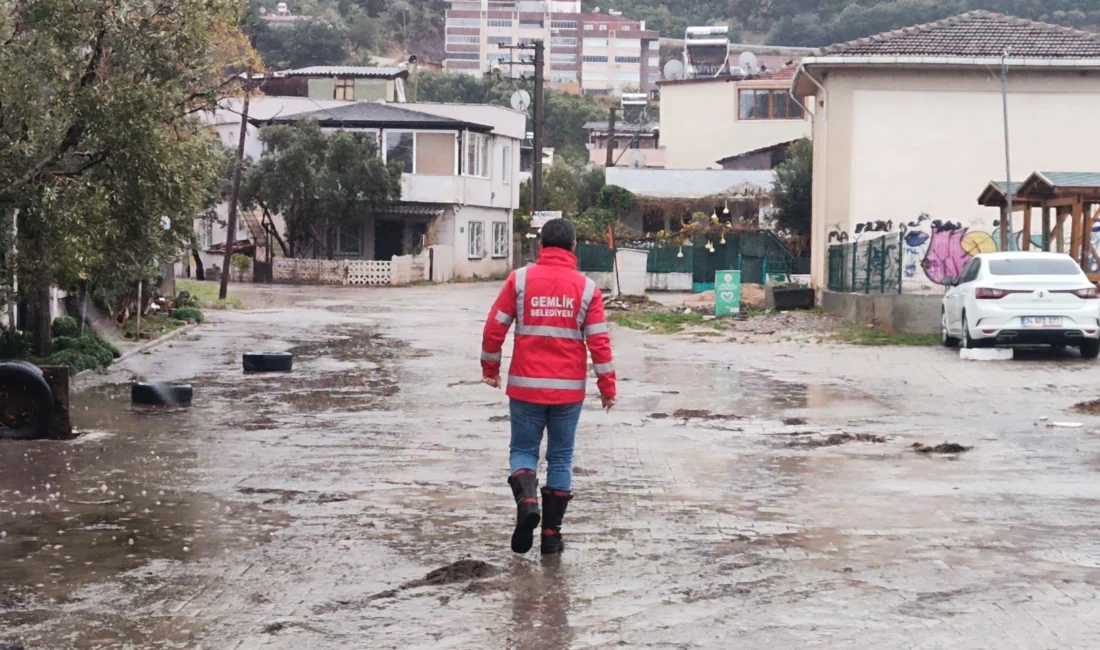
(575, 243), (616, 272)
(827, 233), (903, 294)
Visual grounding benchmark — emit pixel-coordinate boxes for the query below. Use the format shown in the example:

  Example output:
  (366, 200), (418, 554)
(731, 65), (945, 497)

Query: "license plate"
(1021, 316), (1063, 328)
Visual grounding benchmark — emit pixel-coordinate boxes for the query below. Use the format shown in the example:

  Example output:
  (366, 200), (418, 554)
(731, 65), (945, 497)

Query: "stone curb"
(73, 323), (202, 383)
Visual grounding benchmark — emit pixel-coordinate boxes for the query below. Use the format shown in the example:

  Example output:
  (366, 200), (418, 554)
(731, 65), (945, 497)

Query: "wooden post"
(1042, 204), (1051, 251)
(1056, 208), (1066, 253)
(999, 204), (1009, 251)
(1071, 200), (1083, 268)
(1021, 204), (1031, 251)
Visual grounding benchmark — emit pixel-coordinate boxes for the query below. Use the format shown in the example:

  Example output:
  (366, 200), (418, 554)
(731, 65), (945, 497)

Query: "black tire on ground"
(0, 361), (55, 440)
(131, 382), (194, 407)
(941, 309), (959, 348)
(243, 352), (293, 373)
(961, 314), (979, 349)
(1080, 340), (1100, 359)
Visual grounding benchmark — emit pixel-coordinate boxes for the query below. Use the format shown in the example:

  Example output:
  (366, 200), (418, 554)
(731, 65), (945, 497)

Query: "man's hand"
(601, 396), (617, 412)
(483, 375), (501, 389)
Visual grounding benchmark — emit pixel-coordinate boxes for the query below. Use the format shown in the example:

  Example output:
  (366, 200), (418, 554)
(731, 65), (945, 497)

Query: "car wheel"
(961, 313), (980, 349)
(1080, 340), (1100, 359)
(0, 361), (55, 440)
(941, 309), (959, 348)
(132, 382), (193, 407)
(243, 352), (294, 373)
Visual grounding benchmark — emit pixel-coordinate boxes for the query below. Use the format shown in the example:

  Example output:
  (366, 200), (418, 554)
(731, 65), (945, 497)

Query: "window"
(599, 24), (607, 31)
(738, 90), (806, 120)
(583, 24), (594, 31)
(583, 55), (608, 63)
(615, 38), (641, 48)
(336, 223), (362, 256)
(647, 72), (659, 83)
(487, 18), (512, 27)
(551, 53), (576, 62)
(648, 56), (659, 66)
(551, 37), (577, 46)
(629, 139), (641, 149)
(487, 36), (512, 45)
(582, 71), (607, 81)
(519, 21), (543, 29)
(350, 131), (378, 148)
(415, 132), (456, 175)
(958, 258), (981, 283)
(616, 56), (640, 63)
(988, 258), (1082, 276)
(446, 34), (479, 44)
(334, 78), (354, 100)
(468, 221), (485, 259)
(492, 222), (509, 258)
(385, 131), (415, 173)
(449, 18), (481, 27)
(583, 38), (608, 47)
(616, 72), (636, 81)
(446, 52), (480, 60)
(465, 132), (491, 178)
(583, 88), (611, 96)
(502, 145), (510, 184)
(551, 70), (578, 82)
(621, 25), (631, 31)
(551, 20), (577, 29)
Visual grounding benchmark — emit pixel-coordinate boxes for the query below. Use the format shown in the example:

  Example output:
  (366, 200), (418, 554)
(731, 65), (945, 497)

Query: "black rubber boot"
(540, 487), (573, 555)
(508, 469), (541, 553)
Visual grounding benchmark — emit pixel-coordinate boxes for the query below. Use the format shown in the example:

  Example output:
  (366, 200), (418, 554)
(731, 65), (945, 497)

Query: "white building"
(198, 98), (524, 281)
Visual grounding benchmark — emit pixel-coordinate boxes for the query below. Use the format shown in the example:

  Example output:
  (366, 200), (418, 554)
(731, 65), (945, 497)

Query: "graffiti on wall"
(833, 212), (1079, 291)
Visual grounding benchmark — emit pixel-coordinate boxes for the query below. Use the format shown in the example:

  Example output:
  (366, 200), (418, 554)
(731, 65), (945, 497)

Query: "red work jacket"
(481, 247), (616, 405)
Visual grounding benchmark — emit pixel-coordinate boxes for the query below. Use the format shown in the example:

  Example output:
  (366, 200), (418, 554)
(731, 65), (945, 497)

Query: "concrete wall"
(822, 290), (941, 334)
(805, 67), (1100, 294)
(660, 79), (811, 170)
(451, 205), (513, 279)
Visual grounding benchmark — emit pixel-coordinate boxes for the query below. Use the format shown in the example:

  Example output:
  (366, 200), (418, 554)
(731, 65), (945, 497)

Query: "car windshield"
(987, 258), (1082, 276)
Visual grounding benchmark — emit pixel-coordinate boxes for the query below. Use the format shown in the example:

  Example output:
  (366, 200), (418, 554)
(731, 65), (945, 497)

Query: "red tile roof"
(821, 11), (1100, 59)
(754, 65), (797, 80)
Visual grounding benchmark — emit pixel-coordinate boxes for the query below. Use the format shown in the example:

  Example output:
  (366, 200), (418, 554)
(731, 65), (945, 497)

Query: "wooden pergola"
(977, 172), (1100, 282)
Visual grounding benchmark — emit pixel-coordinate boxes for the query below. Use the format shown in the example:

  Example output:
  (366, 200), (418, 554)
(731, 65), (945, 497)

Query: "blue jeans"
(509, 399), (583, 492)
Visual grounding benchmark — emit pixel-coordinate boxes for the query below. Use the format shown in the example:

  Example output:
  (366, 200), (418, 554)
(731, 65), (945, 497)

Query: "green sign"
(768, 273), (787, 285)
(715, 270), (741, 316)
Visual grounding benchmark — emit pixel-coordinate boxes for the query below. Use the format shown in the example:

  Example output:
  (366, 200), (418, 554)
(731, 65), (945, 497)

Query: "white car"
(940, 252), (1100, 358)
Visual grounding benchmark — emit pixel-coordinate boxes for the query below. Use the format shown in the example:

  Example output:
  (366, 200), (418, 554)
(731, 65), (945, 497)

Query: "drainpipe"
(796, 63), (828, 293)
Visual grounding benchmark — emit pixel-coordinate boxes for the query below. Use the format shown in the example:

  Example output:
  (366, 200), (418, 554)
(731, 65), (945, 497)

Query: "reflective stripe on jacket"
(481, 247), (616, 405)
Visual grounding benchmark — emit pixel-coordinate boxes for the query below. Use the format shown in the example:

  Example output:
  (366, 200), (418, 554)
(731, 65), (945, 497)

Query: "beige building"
(792, 11), (1100, 294)
(659, 67), (811, 170)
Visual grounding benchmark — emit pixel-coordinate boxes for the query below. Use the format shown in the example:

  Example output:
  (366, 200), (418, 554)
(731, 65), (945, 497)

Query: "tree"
(771, 138), (813, 239)
(0, 0), (258, 351)
(241, 122), (403, 258)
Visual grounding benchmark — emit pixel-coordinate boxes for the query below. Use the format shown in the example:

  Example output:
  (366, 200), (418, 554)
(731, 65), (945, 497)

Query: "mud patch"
(573, 467), (598, 476)
(912, 442), (972, 454)
(237, 487), (351, 505)
(671, 409), (742, 421)
(488, 415), (509, 423)
(1072, 399), (1100, 415)
(783, 417), (808, 426)
(314, 559), (500, 614)
(789, 433), (886, 448)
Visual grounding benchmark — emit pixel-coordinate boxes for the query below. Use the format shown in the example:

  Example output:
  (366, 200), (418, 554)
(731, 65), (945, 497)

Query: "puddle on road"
(639, 362), (882, 421)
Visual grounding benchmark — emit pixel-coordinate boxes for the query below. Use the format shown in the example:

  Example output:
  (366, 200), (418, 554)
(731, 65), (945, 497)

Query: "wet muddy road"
(6, 283), (1100, 648)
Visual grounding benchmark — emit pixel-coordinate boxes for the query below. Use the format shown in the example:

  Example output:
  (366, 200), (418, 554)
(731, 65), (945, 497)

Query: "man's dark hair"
(540, 218), (576, 251)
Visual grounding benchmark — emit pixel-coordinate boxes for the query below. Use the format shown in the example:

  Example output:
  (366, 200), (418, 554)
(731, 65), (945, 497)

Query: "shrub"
(48, 348), (101, 373)
(170, 307), (205, 323)
(52, 333), (119, 369)
(52, 316), (79, 338)
(0, 329), (31, 359)
(231, 253), (251, 274)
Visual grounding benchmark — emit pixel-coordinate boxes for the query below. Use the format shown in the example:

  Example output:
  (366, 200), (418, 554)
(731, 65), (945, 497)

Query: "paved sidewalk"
(4, 283), (1100, 649)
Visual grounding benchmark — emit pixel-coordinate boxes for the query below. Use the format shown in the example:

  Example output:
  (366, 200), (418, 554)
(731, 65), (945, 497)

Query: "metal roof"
(606, 168), (774, 199)
(279, 66), (409, 79)
(1030, 171), (1100, 189)
(582, 121), (659, 134)
(716, 140), (799, 165)
(263, 102), (494, 132)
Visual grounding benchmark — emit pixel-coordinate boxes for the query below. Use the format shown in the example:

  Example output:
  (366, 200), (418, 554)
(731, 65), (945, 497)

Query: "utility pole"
(605, 106), (617, 168)
(220, 69), (251, 301)
(1000, 48), (1013, 251)
(532, 40), (544, 213)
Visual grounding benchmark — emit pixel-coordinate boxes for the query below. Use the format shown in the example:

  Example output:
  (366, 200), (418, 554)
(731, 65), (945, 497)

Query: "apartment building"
(443, 1), (658, 95)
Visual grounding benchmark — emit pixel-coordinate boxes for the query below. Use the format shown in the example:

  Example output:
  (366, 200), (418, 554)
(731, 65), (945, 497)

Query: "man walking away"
(480, 218), (617, 555)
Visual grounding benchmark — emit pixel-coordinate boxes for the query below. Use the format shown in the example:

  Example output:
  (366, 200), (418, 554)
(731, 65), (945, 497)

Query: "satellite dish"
(510, 89), (531, 112)
(739, 51), (758, 73)
(663, 59), (685, 80)
(628, 151), (646, 169)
